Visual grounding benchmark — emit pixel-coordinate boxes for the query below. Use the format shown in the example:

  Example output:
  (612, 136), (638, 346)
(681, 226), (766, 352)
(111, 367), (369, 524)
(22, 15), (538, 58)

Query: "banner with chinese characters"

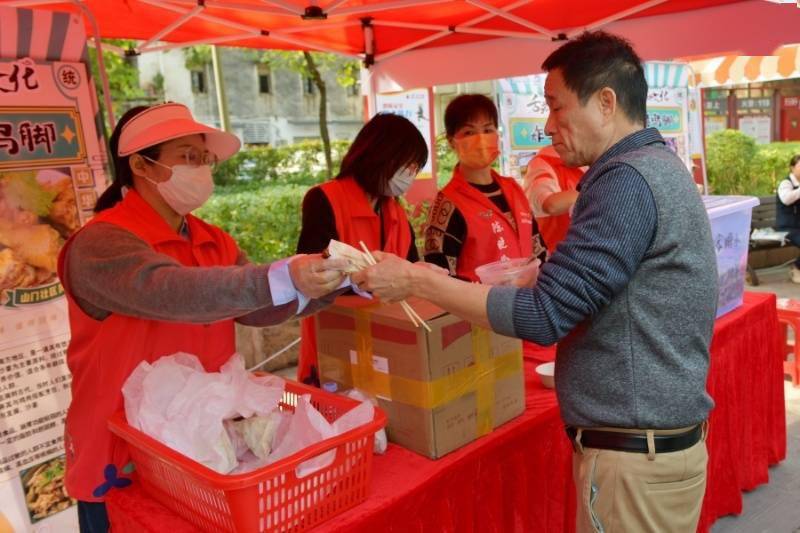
(646, 87), (691, 168)
(0, 56), (106, 532)
(375, 88), (438, 206)
(495, 75), (548, 180)
(495, 63), (705, 189)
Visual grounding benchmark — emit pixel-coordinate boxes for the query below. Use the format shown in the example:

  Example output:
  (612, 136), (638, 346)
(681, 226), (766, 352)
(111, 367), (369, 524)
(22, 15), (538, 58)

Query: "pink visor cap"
(117, 102), (241, 161)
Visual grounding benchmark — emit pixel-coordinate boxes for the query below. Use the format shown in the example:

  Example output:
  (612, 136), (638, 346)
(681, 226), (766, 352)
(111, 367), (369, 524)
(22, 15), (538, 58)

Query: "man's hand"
(351, 251), (447, 303)
(289, 254), (349, 299)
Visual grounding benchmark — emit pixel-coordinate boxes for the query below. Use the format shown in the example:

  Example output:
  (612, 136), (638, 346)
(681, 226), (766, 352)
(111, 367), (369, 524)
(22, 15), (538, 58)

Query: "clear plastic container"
(475, 257), (541, 287)
(702, 195), (759, 318)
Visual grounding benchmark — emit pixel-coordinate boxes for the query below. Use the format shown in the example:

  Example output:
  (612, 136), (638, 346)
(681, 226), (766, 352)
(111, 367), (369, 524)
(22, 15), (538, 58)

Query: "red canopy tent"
(2, 0), (799, 107)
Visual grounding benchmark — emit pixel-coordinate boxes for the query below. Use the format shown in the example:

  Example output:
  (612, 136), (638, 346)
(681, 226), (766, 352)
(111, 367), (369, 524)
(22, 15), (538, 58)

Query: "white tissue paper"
(269, 394), (375, 478)
(122, 353), (285, 474)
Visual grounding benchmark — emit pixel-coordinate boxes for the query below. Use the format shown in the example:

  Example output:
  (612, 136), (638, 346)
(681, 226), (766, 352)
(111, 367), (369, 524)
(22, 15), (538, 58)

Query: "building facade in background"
(137, 47), (364, 146)
(693, 45), (800, 144)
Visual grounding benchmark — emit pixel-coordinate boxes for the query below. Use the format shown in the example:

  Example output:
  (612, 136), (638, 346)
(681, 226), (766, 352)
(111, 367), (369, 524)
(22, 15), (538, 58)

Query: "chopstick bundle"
(323, 239), (430, 331)
(358, 241), (431, 332)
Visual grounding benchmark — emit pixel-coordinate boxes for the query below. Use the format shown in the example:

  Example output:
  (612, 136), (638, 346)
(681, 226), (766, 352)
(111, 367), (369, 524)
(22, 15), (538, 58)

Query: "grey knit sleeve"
(64, 222), (298, 324)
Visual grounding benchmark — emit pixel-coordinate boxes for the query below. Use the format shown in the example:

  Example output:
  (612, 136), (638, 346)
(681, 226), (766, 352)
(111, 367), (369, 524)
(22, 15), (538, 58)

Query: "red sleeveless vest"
(57, 189), (239, 501)
(298, 177), (412, 384)
(440, 167), (533, 282)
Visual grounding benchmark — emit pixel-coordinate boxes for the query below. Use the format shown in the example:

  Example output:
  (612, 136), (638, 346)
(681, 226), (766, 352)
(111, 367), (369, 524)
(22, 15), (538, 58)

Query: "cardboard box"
(316, 297), (525, 459)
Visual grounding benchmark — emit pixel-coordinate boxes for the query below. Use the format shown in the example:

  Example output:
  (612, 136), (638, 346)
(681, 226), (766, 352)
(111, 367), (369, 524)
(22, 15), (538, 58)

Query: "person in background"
(425, 94), (550, 362)
(295, 113), (429, 386)
(58, 103), (347, 533)
(353, 31), (717, 533)
(523, 144), (586, 253)
(776, 154), (800, 284)
(424, 94), (547, 280)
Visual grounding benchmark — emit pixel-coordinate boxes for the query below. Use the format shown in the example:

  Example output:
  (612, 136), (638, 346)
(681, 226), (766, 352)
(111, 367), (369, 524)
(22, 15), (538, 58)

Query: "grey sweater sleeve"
(487, 164), (657, 345)
(65, 222), (299, 324)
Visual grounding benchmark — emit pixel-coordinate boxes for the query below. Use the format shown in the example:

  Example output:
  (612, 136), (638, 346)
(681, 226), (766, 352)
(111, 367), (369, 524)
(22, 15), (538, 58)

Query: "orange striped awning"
(691, 44), (800, 87)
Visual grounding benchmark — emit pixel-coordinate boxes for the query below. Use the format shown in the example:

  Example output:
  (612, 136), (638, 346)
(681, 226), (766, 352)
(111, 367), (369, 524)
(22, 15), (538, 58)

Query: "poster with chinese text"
(0, 56), (106, 532)
(375, 89), (434, 181)
(496, 67), (701, 183)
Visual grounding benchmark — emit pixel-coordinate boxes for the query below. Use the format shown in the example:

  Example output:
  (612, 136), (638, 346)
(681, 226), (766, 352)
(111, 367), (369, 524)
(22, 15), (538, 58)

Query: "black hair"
(541, 30), (647, 126)
(444, 94), (498, 138)
(336, 113), (428, 197)
(791, 154), (800, 169)
(95, 106), (163, 212)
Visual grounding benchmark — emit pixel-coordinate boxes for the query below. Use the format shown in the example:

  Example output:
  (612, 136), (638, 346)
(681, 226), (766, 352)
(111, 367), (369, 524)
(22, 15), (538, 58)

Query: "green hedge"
(197, 183), (306, 263)
(435, 136), (457, 188)
(706, 130), (800, 196)
(213, 140), (352, 186)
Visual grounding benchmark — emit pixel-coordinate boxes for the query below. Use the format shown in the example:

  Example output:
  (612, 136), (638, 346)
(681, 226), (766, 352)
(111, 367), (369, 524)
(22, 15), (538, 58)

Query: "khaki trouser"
(572, 425), (708, 533)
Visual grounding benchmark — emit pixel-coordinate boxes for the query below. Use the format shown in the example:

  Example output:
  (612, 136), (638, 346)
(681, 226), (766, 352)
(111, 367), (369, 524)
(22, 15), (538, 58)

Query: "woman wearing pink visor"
(57, 103), (348, 532)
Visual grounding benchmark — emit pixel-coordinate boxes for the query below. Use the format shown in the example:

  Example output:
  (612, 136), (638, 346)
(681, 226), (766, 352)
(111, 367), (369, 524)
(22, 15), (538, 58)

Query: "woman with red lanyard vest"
(424, 94), (551, 362)
(523, 144), (586, 254)
(58, 103), (348, 533)
(295, 113), (429, 386)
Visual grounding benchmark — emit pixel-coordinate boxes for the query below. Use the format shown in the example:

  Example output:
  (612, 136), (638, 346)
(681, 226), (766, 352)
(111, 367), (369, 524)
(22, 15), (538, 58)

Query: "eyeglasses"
(178, 146), (218, 169)
(143, 146), (218, 170)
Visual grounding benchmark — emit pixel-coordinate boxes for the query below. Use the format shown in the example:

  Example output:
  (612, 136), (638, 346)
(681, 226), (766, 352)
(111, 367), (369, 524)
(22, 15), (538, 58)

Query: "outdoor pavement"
(272, 265), (800, 532)
(712, 264), (800, 533)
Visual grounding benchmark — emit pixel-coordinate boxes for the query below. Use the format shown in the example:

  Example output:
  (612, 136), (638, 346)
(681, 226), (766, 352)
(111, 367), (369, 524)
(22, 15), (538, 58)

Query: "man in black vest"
(776, 154), (800, 283)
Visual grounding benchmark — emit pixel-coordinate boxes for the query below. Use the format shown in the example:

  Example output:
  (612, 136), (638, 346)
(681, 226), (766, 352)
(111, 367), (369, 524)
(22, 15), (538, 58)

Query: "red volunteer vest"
(57, 189), (239, 501)
(298, 177), (412, 384)
(440, 167), (533, 282)
(532, 150), (584, 252)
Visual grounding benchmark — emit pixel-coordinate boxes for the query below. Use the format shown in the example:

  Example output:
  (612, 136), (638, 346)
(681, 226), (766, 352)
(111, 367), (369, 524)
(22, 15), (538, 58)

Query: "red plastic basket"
(108, 380), (386, 532)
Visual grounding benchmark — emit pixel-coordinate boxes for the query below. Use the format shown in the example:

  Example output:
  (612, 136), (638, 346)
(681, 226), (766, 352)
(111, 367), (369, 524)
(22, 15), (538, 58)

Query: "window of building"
(347, 81), (360, 97)
(304, 76), (315, 95)
(191, 70), (206, 93)
(258, 66), (271, 94)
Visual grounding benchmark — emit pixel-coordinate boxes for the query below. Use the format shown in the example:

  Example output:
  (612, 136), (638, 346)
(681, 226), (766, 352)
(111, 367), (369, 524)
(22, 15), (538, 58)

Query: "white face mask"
(385, 167), (417, 197)
(143, 159), (214, 215)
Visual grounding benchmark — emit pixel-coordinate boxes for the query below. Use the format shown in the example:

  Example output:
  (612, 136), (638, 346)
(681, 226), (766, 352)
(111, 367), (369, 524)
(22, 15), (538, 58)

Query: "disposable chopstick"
(358, 241), (432, 332)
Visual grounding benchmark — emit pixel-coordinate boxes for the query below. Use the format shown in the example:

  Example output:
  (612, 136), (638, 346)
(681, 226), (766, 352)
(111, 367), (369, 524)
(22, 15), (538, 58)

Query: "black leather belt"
(565, 424), (702, 454)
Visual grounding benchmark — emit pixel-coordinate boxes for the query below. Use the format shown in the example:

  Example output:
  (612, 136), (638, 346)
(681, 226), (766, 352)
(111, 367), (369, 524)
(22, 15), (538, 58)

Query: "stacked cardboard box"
(316, 297), (525, 459)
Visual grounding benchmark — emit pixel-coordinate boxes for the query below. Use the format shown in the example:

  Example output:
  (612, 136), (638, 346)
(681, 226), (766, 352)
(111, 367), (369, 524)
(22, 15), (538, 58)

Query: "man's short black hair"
(791, 154), (800, 169)
(542, 31), (647, 126)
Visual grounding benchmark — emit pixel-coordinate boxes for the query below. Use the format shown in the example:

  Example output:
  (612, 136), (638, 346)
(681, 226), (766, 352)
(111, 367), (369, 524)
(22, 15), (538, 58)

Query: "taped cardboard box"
(316, 297), (525, 459)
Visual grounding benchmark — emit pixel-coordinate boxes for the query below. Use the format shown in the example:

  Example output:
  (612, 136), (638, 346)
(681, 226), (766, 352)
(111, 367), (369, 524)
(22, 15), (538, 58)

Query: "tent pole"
(375, 31), (450, 62)
(138, 33), (260, 54)
(362, 20), (376, 117)
(73, 0), (116, 130)
(461, 0), (530, 28)
(138, 4), (205, 52)
(465, 0), (557, 38)
(210, 44), (231, 132)
(324, 0), (350, 15)
(567, 0), (668, 37)
(334, 0), (451, 17)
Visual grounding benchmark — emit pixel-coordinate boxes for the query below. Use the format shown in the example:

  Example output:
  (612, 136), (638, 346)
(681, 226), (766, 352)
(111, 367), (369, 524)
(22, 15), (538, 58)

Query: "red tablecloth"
(106, 292), (785, 532)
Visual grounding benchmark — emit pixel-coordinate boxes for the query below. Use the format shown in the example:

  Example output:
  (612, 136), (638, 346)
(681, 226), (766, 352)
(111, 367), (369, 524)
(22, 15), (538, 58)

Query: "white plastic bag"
(268, 395), (375, 477)
(344, 389), (388, 454)
(122, 353), (285, 474)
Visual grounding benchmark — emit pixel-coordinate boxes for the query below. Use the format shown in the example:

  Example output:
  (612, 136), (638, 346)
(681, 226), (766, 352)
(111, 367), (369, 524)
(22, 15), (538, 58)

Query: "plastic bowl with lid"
(474, 257), (541, 287)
